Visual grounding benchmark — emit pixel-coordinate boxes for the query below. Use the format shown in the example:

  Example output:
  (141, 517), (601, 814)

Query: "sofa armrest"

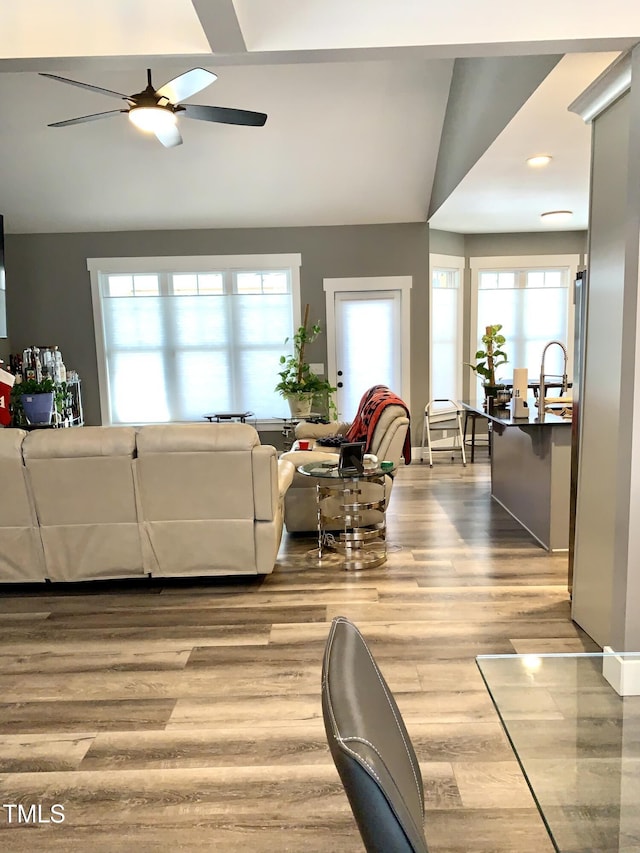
(295, 421), (350, 439)
(277, 458), (295, 498)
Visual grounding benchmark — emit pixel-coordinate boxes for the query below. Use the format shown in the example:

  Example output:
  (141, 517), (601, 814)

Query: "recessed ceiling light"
(527, 155), (552, 167)
(540, 210), (574, 224)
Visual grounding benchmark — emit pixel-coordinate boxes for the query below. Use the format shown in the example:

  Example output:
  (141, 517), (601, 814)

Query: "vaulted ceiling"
(0, 1), (638, 234)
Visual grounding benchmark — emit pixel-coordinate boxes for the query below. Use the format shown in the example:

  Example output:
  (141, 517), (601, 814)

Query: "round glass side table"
(297, 461), (395, 570)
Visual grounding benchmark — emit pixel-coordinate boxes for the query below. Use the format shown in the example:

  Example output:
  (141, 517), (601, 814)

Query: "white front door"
(324, 277), (411, 422)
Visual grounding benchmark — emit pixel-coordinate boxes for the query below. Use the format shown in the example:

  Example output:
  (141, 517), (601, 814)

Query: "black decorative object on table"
(316, 434), (349, 447)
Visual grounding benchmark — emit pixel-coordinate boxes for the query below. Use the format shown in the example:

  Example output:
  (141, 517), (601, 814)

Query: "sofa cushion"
(22, 426), (144, 581)
(0, 428), (46, 582)
(136, 422), (259, 454)
(135, 423), (285, 577)
(136, 451), (255, 520)
(22, 425), (136, 459)
(0, 427), (28, 460)
(0, 430), (34, 526)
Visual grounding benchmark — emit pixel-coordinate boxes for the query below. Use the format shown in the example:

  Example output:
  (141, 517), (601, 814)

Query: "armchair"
(280, 392), (410, 533)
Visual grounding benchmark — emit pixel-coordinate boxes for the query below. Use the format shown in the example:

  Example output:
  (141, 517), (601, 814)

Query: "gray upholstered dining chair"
(321, 616), (429, 853)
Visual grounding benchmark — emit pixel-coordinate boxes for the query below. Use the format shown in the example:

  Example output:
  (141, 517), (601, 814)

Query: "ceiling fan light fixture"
(540, 210), (573, 224)
(41, 68), (267, 146)
(527, 154), (552, 167)
(128, 106), (177, 134)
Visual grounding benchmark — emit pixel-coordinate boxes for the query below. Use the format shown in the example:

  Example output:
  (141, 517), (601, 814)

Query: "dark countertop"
(461, 398), (572, 427)
(498, 377), (572, 391)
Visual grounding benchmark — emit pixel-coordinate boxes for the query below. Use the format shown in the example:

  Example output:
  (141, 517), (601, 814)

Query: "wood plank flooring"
(0, 458), (598, 852)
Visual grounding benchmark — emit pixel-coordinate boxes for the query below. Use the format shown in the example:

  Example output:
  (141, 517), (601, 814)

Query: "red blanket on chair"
(345, 385), (411, 464)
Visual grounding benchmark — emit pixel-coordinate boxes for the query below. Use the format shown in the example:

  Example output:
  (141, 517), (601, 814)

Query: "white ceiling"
(429, 51), (620, 233)
(0, 1), (638, 235)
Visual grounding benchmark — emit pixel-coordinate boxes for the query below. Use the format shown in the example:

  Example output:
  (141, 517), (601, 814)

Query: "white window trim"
(87, 253), (302, 427)
(470, 254), (579, 406)
(322, 276), (412, 411)
(429, 253), (465, 403)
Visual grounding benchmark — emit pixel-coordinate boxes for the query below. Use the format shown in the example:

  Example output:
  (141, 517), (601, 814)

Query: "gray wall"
(571, 97), (628, 644)
(464, 231), (587, 257)
(430, 228), (587, 261)
(429, 229), (465, 256)
(5, 223), (430, 434)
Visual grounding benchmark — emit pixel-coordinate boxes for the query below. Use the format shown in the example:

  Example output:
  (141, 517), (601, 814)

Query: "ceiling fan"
(39, 67), (267, 148)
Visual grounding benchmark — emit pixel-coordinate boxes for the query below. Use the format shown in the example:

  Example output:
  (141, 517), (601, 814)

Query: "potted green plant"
(11, 378), (67, 426)
(276, 304), (337, 418)
(466, 324), (508, 400)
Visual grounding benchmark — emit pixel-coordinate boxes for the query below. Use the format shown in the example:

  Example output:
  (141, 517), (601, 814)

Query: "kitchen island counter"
(462, 400), (571, 551)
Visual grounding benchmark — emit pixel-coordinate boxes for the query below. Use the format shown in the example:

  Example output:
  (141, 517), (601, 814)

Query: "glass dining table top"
(476, 653), (640, 853)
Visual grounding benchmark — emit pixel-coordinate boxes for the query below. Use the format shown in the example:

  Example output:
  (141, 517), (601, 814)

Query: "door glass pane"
(335, 292), (400, 421)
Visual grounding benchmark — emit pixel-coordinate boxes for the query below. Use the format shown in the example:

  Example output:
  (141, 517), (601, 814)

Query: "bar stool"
(420, 399), (466, 467)
(463, 410), (491, 463)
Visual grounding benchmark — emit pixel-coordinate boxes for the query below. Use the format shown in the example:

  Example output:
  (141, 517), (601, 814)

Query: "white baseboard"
(602, 646), (640, 695)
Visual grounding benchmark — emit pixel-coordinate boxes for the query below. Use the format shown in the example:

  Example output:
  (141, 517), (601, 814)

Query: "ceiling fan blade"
(48, 110), (127, 128)
(39, 72), (131, 101)
(154, 123), (183, 148)
(156, 68), (217, 104)
(181, 103), (267, 127)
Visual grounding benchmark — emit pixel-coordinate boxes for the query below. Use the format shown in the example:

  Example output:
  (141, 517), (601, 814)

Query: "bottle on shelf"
(56, 348), (67, 383)
(23, 347), (34, 381)
(32, 347), (42, 383)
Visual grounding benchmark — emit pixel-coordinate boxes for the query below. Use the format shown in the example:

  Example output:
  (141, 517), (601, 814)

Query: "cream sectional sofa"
(0, 423), (294, 583)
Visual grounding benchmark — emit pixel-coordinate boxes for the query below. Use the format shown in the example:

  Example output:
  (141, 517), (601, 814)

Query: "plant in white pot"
(275, 304), (336, 419)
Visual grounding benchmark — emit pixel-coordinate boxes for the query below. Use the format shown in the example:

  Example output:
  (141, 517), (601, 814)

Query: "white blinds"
(101, 286), (293, 424)
(431, 269), (461, 402)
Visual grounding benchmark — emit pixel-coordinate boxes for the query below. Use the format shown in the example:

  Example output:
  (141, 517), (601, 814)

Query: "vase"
(21, 392), (54, 425)
(483, 384), (508, 409)
(286, 393), (313, 419)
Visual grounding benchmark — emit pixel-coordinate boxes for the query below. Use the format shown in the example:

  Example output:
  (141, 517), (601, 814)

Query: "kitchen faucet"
(539, 340), (569, 405)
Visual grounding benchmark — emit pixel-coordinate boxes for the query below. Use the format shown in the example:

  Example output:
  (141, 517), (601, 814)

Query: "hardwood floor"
(0, 458), (598, 852)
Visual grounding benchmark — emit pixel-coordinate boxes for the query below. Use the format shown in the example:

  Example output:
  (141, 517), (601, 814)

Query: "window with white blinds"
(429, 254), (464, 403)
(88, 255), (301, 425)
(470, 254), (579, 401)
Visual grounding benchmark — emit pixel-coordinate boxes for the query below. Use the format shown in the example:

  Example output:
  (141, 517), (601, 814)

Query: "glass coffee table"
(476, 652), (640, 852)
(297, 461), (394, 570)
